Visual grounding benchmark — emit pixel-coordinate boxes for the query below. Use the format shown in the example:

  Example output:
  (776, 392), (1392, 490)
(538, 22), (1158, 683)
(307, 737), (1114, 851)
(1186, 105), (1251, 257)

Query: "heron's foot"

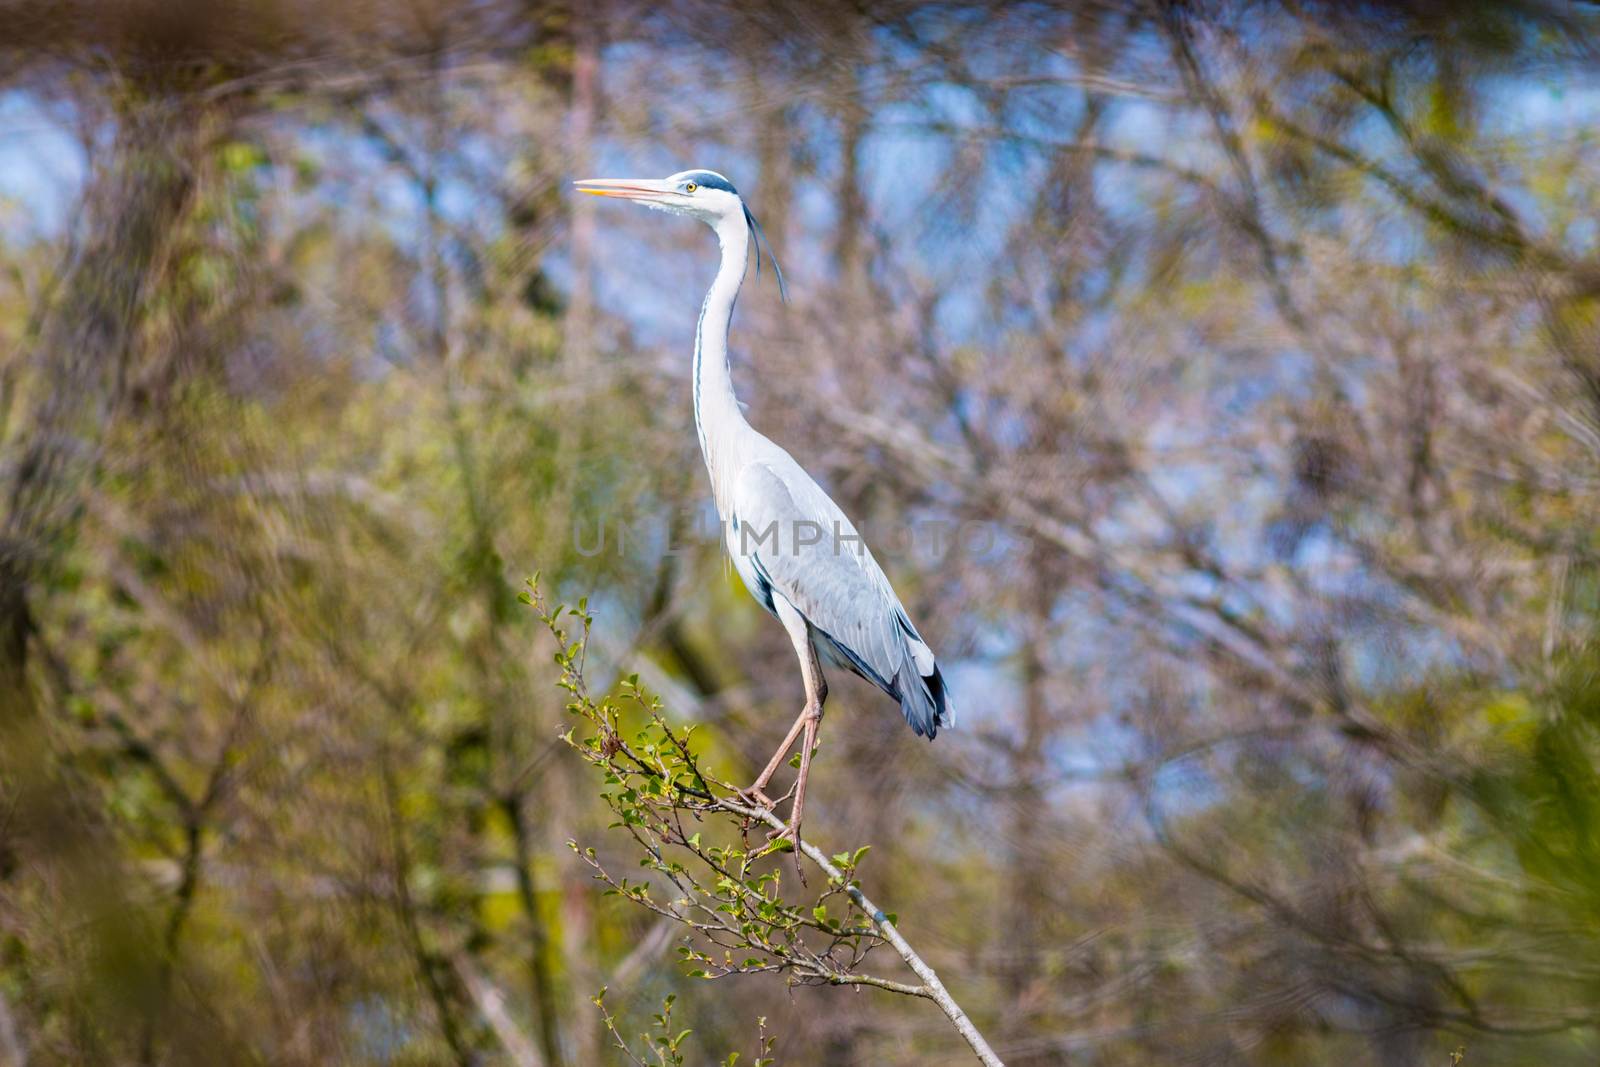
(735, 784), (778, 810)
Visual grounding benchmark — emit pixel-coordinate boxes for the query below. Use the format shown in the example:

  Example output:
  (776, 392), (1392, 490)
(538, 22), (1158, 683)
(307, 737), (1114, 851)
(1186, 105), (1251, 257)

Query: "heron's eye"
(685, 182), (697, 193)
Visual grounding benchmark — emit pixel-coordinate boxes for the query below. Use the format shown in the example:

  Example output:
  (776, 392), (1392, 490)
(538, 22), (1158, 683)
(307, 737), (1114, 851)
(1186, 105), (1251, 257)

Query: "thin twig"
(717, 795), (1005, 1067)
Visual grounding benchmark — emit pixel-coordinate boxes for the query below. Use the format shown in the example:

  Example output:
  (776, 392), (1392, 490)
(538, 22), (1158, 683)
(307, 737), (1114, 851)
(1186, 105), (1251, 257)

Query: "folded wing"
(730, 459), (952, 738)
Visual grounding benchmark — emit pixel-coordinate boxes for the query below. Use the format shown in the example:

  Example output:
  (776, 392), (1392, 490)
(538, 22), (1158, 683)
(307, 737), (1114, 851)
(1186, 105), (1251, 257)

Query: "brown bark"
(0, 92), (199, 832)
(0, 88), (204, 1066)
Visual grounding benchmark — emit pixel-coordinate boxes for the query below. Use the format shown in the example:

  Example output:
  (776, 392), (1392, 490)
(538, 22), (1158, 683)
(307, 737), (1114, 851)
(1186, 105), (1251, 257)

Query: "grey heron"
(575, 169), (952, 845)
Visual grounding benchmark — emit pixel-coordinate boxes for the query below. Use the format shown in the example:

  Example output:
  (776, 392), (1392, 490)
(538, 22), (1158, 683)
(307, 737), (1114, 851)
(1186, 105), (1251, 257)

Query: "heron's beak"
(573, 177), (679, 203)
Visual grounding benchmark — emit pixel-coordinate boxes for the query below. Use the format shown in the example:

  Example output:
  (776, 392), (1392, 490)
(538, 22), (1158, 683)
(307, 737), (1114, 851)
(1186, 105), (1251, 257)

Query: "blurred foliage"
(2, 1), (1600, 1065)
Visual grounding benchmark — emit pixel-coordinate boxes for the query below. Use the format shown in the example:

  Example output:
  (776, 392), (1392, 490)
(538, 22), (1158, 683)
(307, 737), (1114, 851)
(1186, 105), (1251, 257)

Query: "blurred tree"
(0, 1), (1599, 1064)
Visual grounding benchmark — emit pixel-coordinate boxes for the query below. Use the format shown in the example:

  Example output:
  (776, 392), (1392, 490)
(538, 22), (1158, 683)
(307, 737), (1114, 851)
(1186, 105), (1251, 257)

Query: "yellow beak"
(572, 178), (679, 202)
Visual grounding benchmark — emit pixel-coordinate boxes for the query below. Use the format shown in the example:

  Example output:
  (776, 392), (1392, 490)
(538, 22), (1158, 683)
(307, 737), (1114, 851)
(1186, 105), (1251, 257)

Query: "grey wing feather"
(731, 459), (952, 738)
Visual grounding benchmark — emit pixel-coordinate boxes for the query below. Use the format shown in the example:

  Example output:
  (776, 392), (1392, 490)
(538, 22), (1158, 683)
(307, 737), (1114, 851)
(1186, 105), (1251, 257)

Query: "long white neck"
(694, 214), (752, 509)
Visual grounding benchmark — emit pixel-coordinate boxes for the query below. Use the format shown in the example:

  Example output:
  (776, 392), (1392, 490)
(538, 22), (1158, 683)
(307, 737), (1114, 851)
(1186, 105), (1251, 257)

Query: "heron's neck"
(694, 215), (751, 504)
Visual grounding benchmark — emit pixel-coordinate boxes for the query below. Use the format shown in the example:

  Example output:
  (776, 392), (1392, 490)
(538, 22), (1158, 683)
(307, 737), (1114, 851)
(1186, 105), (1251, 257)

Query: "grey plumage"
(731, 458), (951, 738)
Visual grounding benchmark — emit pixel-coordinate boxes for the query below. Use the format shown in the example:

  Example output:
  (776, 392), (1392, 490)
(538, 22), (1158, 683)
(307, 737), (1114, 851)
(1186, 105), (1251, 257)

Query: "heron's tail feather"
(812, 623), (952, 740)
(895, 658), (952, 741)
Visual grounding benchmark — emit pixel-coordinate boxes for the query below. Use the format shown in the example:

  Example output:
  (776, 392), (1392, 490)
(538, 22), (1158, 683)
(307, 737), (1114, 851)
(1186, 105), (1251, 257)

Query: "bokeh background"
(3, 1), (1600, 1063)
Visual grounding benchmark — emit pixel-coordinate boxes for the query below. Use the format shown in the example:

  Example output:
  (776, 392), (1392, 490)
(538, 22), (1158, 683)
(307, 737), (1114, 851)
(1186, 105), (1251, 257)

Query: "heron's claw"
(766, 823), (806, 884)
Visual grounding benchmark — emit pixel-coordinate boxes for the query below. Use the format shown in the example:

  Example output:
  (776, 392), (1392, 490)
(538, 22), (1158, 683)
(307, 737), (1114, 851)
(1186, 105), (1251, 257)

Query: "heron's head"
(574, 168), (742, 222)
(574, 168), (786, 298)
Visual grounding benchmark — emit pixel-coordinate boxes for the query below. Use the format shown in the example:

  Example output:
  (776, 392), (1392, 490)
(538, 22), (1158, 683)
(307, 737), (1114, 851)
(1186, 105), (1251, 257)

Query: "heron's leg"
(740, 708), (809, 808)
(771, 698), (823, 848)
(739, 599), (826, 809)
(768, 600), (827, 848)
